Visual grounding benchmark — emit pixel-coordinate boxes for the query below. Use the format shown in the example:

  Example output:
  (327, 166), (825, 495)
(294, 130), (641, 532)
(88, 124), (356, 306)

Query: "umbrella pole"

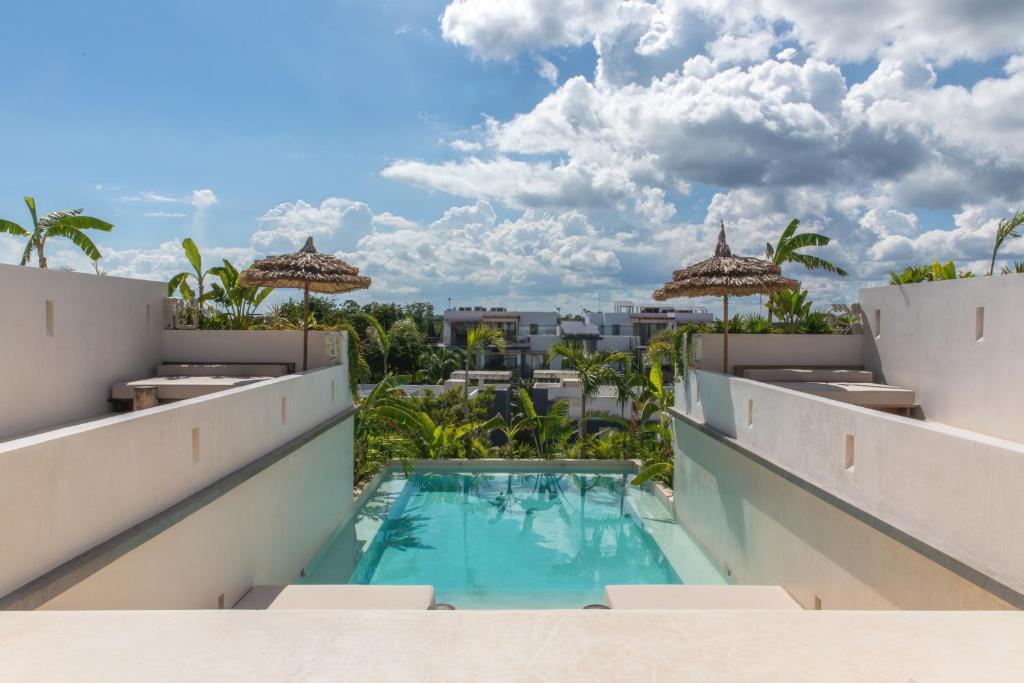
(722, 294), (729, 374)
(302, 284), (309, 371)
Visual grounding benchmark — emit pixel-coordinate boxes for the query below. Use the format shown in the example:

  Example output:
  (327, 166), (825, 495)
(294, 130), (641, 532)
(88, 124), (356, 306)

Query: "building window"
(530, 323), (538, 335)
(612, 324), (620, 336)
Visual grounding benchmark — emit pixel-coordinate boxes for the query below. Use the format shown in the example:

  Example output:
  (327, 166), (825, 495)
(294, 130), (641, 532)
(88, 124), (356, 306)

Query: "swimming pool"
(301, 463), (728, 609)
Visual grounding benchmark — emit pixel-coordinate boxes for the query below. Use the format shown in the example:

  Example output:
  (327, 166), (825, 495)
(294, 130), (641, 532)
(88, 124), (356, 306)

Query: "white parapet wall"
(695, 333), (864, 375)
(162, 329), (337, 370)
(671, 370), (1024, 609)
(0, 264), (166, 441)
(860, 274), (1024, 443)
(0, 337), (355, 608)
(40, 417), (354, 610)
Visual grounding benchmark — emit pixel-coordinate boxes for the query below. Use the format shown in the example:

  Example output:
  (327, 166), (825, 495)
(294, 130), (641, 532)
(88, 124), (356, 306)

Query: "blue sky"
(2, 0), (1023, 312)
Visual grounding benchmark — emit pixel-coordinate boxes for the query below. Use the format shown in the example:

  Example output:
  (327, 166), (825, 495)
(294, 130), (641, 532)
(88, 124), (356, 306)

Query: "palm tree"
(364, 314), (393, 377)
(609, 362), (646, 433)
(0, 196), (112, 268)
(546, 341), (631, 438)
(765, 218), (846, 322)
(989, 209), (1023, 276)
(462, 325), (506, 422)
(415, 347), (464, 384)
(167, 238), (215, 328)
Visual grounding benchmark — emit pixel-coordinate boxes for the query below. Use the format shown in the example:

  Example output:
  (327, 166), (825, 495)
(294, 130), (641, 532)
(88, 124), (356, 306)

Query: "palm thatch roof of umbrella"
(653, 221), (798, 373)
(240, 236), (371, 370)
(240, 236), (372, 293)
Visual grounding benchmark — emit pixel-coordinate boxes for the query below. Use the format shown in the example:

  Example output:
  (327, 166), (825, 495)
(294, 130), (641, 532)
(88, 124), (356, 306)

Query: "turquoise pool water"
(301, 467), (728, 609)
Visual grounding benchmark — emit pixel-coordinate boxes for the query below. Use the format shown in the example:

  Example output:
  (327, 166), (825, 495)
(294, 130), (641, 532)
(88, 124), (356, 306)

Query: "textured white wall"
(696, 333), (864, 375)
(860, 275), (1024, 443)
(162, 329), (336, 369)
(41, 419), (354, 610)
(0, 355), (352, 599)
(0, 264), (165, 440)
(672, 418), (1009, 609)
(676, 370), (1024, 603)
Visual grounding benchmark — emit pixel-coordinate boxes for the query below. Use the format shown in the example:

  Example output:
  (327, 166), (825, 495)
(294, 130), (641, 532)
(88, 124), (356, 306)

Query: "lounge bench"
(111, 376), (272, 403)
(772, 381), (917, 409)
(234, 585), (436, 610)
(742, 368), (874, 383)
(738, 366), (917, 413)
(157, 362), (292, 377)
(603, 585), (801, 610)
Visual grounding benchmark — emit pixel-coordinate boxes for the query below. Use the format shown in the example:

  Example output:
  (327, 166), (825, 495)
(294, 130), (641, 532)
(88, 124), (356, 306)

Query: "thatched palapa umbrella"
(239, 236), (371, 370)
(653, 222), (798, 373)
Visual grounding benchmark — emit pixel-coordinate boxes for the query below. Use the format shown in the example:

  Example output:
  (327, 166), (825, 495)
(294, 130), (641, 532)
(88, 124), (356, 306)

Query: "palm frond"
(783, 232), (831, 249)
(52, 215), (112, 232)
(779, 218), (800, 243)
(37, 208), (83, 229)
(787, 253), (848, 276)
(44, 225), (101, 260)
(0, 219), (29, 236)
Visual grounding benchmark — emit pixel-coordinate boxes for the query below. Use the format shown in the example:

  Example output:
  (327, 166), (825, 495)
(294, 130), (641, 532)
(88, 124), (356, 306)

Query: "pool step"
(603, 585), (801, 610)
(234, 585), (436, 610)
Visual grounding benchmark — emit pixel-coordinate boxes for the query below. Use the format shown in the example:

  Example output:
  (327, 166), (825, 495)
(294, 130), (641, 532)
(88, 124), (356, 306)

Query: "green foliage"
(272, 297), (436, 379)
(205, 260), (274, 329)
(1000, 260), (1024, 274)
(739, 313), (773, 334)
(768, 289), (812, 333)
(167, 238), (220, 327)
(990, 209), (1023, 276)
(888, 260), (973, 284)
(387, 319), (427, 375)
(1, 196), (113, 268)
(766, 218), (847, 276)
(632, 462), (672, 486)
(414, 347), (464, 384)
(801, 310), (831, 334)
(546, 341), (631, 442)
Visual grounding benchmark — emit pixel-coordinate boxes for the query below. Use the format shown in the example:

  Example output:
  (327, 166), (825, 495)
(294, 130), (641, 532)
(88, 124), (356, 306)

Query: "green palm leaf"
(167, 271), (190, 296)
(45, 225), (102, 260)
(51, 215), (111, 232)
(783, 232), (831, 249)
(37, 208), (83, 229)
(787, 253), (848, 276)
(631, 462), (672, 486)
(0, 219), (29, 236)
(182, 238), (202, 272)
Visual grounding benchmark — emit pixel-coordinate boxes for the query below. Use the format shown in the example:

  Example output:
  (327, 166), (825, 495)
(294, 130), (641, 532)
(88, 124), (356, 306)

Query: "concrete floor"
(1, 609), (1023, 681)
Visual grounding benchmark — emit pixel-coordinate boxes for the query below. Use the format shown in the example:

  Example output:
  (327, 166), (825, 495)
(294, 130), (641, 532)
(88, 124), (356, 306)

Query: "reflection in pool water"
(302, 469), (727, 609)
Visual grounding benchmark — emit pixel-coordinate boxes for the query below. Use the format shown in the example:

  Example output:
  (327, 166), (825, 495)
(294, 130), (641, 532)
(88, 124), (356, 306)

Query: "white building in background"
(442, 300), (715, 376)
(442, 306), (560, 375)
(585, 301), (715, 350)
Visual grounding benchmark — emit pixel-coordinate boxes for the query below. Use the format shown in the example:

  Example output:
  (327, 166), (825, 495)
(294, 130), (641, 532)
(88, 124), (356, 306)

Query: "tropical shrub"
(205, 260), (273, 329)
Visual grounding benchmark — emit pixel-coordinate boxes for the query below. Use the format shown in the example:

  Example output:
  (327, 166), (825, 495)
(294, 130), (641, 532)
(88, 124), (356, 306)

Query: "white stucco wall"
(696, 333), (864, 375)
(162, 329), (335, 369)
(672, 418), (1009, 609)
(0, 352), (353, 600)
(860, 275), (1024, 443)
(40, 419), (353, 610)
(0, 264), (166, 440)
(675, 370), (1024, 604)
